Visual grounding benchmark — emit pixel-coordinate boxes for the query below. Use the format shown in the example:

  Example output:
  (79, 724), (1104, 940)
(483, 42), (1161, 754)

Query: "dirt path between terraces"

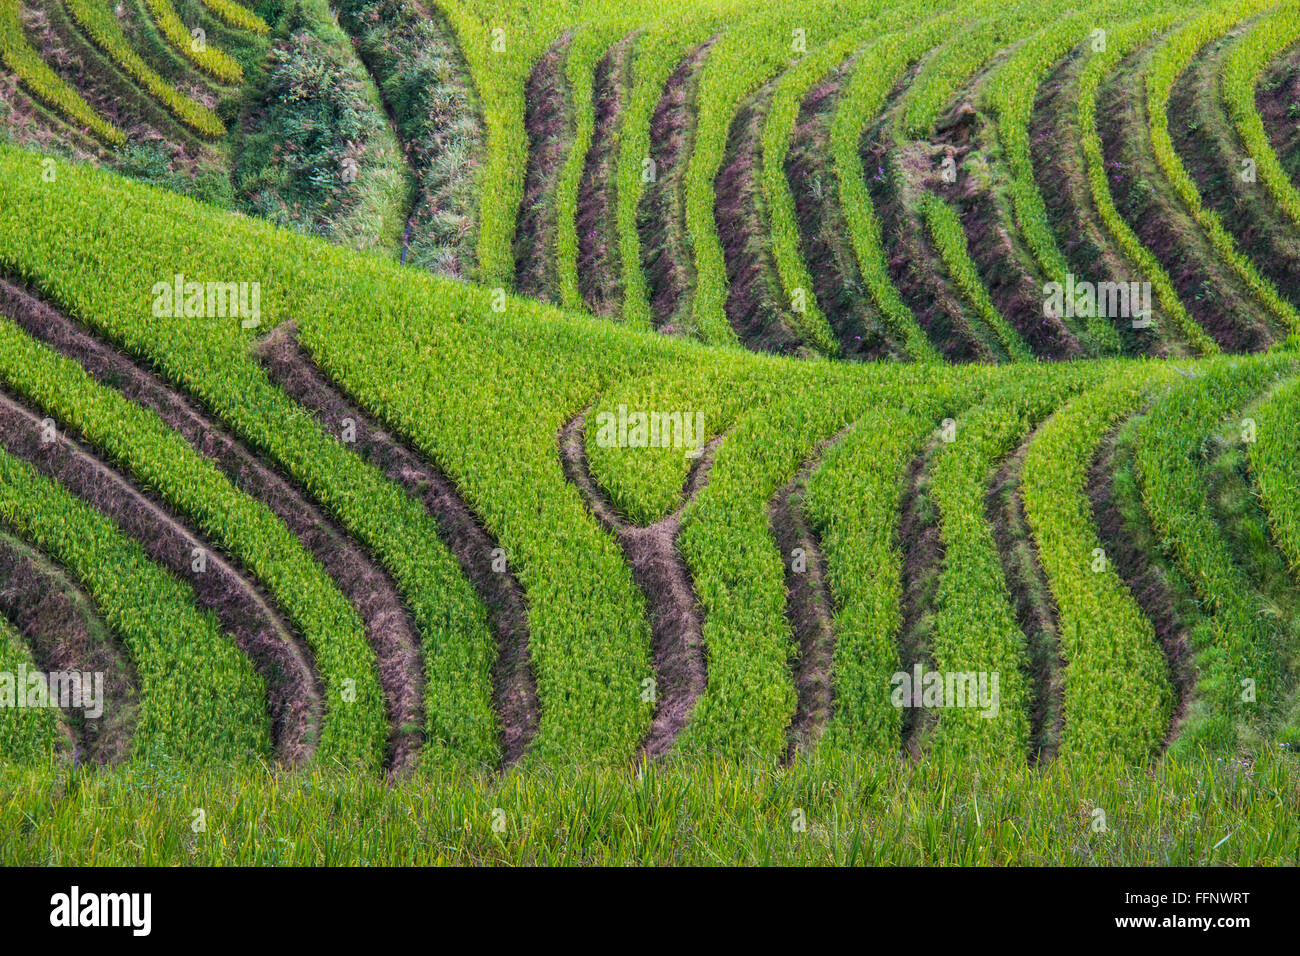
(577, 38), (632, 316)
(1087, 424), (1193, 749)
(986, 438), (1064, 762)
(259, 324), (539, 766)
(1029, 50), (1163, 357)
(0, 534), (137, 765)
(718, 85), (804, 354)
(0, 279), (425, 772)
(896, 439), (944, 756)
(770, 428), (847, 758)
(558, 413), (717, 757)
(641, 39), (716, 330)
(0, 390), (321, 766)
(515, 36), (573, 303)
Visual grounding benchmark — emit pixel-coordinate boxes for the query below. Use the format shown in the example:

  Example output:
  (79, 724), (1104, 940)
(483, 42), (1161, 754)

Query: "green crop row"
(9, 747), (1300, 863)
(1078, 11), (1220, 356)
(919, 192), (1035, 362)
(830, 24), (950, 363)
(0, 146), (502, 770)
(615, 6), (737, 329)
(0, 443), (270, 762)
(142, 0), (242, 84)
(583, 353), (787, 524)
(0, 615), (68, 764)
(555, 17), (639, 312)
(1247, 374), (1300, 585)
(199, 0), (268, 33)
(899, 0), (1073, 138)
(924, 368), (1096, 760)
(685, 0), (889, 347)
(64, 0), (225, 137)
(1021, 364), (1177, 762)
(1130, 355), (1297, 751)
(801, 392), (964, 756)
(1221, 1), (1300, 233)
(0, 316), (390, 768)
(758, 11), (918, 356)
(0, 0), (124, 145)
(1145, 0), (1300, 335)
(981, 0), (1171, 354)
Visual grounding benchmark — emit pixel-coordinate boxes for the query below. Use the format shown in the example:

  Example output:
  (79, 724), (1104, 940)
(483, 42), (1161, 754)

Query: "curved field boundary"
(141, 0), (242, 84)
(302, 308), (661, 768)
(982, 0), (1170, 353)
(1021, 366), (1178, 762)
(686, 0), (889, 347)
(1132, 356), (1297, 751)
(760, 20), (886, 356)
(616, 15), (726, 329)
(1147, 0), (1300, 335)
(800, 399), (952, 756)
(555, 22), (637, 312)
(0, 614), (68, 763)
(0, 442), (270, 763)
(0, 278), (424, 771)
(260, 324), (538, 767)
(0, 530), (136, 765)
(1248, 375), (1300, 582)
(337, 0), (485, 279)
(0, 386), (322, 765)
(899, 0), (1074, 139)
(888, 0), (1087, 361)
(0, 0), (124, 145)
(581, 356), (794, 526)
(199, 0), (267, 33)
(559, 413), (715, 757)
(513, 33), (573, 302)
(831, 26), (951, 362)
(63, 0), (224, 137)
(1079, 12), (1220, 356)
(924, 369), (1096, 761)
(431, 0), (670, 287)
(0, 315), (388, 768)
(770, 427), (850, 756)
(672, 369), (922, 759)
(1224, 2), (1300, 233)
(919, 193), (1035, 362)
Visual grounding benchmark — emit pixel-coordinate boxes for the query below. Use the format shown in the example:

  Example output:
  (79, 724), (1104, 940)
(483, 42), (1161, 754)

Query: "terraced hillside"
(3, 0), (1300, 866)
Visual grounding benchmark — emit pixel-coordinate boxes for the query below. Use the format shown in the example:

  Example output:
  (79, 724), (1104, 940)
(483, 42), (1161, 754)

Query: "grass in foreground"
(1, 749), (1297, 865)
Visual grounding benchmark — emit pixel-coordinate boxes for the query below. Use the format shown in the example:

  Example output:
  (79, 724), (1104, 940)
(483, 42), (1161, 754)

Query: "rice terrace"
(0, 0), (1299, 879)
